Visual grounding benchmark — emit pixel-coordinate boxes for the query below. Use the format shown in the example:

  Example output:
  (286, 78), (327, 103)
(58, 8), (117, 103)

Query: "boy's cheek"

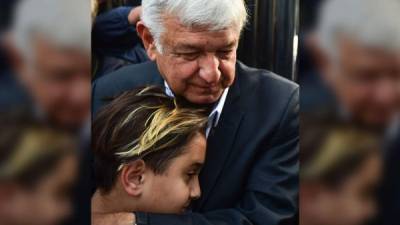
(145, 176), (190, 213)
(162, 179), (191, 212)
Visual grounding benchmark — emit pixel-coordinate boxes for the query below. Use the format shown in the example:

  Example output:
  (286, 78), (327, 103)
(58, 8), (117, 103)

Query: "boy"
(91, 86), (208, 215)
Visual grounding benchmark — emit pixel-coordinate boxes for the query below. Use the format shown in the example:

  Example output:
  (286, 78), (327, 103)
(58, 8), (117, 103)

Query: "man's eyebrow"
(221, 41), (237, 49)
(175, 43), (202, 51)
(174, 41), (237, 51)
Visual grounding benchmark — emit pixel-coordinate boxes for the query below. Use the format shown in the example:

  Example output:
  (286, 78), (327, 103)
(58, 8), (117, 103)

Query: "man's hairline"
(145, 13), (243, 54)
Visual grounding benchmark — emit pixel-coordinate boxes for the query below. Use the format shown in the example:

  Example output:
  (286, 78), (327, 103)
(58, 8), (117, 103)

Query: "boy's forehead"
(180, 134), (207, 164)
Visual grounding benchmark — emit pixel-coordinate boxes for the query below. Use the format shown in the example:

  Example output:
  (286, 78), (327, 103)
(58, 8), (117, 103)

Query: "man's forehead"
(339, 37), (400, 57)
(162, 15), (240, 48)
(166, 30), (238, 52)
(163, 14), (240, 33)
(174, 40), (237, 51)
(338, 38), (400, 65)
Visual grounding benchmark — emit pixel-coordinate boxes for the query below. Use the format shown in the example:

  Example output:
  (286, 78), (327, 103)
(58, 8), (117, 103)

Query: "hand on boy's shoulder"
(92, 212), (135, 225)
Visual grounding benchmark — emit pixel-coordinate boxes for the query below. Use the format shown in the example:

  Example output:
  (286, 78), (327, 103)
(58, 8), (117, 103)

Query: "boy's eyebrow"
(189, 162), (204, 171)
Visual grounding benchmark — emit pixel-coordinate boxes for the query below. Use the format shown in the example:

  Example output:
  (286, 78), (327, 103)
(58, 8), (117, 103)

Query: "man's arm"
(92, 87), (299, 225)
(92, 6), (142, 49)
(137, 87), (299, 225)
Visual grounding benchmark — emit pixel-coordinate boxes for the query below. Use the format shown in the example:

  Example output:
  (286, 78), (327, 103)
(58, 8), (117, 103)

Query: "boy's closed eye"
(184, 163), (203, 180)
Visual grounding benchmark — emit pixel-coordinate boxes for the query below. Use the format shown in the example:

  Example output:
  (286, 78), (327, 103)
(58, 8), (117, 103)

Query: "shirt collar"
(164, 81), (229, 136)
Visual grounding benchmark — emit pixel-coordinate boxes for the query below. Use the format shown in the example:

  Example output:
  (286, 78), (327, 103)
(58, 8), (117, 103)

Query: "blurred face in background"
(0, 154), (78, 225)
(16, 37), (91, 131)
(301, 152), (382, 225)
(322, 37), (400, 130)
(138, 17), (239, 105)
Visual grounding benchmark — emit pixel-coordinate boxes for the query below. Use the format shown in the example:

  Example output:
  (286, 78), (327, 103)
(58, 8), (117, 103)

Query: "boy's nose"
(190, 179), (201, 200)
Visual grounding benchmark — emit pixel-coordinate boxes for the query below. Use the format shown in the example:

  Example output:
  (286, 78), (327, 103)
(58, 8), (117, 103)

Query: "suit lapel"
(195, 72), (244, 209)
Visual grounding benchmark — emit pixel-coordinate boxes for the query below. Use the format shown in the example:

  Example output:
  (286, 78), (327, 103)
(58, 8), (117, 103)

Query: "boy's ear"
(120, 160), (147, 197)
(136, 21), (158, 61)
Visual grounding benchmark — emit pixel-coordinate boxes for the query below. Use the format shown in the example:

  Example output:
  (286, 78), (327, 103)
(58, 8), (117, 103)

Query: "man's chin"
(185, 90), (224, 105)
(187, 95), (220, 105)
(360, 115), (393, 132)
(54, 116), (87, 131)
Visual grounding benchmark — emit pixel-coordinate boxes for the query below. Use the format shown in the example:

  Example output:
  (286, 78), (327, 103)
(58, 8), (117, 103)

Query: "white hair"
(12, 0), (91, 61)
(317, 0), (400, 56)
(141, 0), (248, 53)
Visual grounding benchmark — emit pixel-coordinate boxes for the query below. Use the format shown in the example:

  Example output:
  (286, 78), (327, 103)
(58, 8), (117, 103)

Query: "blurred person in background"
(0, 0), (26, 110)
(299, 1), (400, 224)
(1, 0), (92, 225)
(91, 0), (99, 21)
(301, 0), (400, 132)
(6, 0), (91, 133)
(94, 0), (142, 13)
(300, 116), (383, 225)
(92, 2), (148, 79)
(0, 113), (78, 225)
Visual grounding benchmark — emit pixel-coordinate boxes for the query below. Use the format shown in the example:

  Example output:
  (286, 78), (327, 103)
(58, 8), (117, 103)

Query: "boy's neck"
(92, 189), (137, 214)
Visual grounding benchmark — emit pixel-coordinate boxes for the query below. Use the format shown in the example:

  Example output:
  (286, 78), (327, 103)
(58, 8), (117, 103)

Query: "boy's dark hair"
(92, 86), (208, 193)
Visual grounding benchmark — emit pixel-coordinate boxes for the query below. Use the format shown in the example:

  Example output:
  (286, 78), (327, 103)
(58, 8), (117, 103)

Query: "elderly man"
(92, 0), (299, 225)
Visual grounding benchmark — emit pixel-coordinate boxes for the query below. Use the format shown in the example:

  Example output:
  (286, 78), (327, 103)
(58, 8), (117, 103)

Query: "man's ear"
(120, 160), (147, 197)
(2, 34), (30, 86)
(136, 21), (158, 61)
(2, 34), (21, 71)
(305, 33), (331, 78)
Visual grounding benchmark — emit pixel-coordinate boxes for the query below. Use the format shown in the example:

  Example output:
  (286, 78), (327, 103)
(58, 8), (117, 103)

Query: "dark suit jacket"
(92, 61), (299, 225)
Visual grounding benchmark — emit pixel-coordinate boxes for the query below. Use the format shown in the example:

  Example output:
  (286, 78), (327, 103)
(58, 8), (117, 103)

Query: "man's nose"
(198, 54), (221, 85)
(190, 178), (201, 200)
(70, 76), (90, 104)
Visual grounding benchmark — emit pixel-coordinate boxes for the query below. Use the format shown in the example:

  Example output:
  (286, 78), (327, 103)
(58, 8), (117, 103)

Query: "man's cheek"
(220, 63), (235, 82)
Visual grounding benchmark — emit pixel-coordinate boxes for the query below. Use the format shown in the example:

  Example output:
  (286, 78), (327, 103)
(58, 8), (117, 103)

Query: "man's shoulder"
(236, 61), (299, 100)
(92, 61), (162, 115)
(232, 62), (299, 139)
(94, 61), (161, 88)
